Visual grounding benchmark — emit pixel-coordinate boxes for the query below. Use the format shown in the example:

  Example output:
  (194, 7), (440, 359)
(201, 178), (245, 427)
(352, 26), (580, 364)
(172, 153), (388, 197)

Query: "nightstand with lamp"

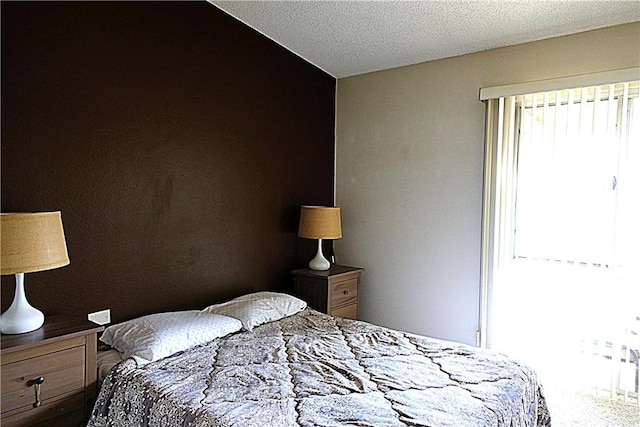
(294, 206), (363, 319)
(0, 212), (104, 426)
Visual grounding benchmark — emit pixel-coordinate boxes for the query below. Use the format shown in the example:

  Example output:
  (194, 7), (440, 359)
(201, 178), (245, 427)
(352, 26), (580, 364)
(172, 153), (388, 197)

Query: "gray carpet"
(545, 385), (640, 426)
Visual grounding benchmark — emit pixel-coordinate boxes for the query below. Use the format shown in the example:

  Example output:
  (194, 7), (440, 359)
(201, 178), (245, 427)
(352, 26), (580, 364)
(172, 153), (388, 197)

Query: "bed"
(88, 292), (551, 426)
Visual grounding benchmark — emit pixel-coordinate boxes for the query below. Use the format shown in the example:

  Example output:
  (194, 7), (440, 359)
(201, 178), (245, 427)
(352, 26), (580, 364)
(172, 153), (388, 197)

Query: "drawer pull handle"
(29, 376), (45, 407)
(343, 290), (349, 295)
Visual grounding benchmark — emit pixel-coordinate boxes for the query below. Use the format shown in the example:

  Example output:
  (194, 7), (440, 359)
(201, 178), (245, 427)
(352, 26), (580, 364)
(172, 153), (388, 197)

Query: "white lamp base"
(0, 273), (45, 334)
(309, 239), (331, 271)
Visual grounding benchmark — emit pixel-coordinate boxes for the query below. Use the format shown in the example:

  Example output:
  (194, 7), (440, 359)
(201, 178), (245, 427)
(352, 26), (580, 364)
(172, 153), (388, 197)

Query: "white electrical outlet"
(88, 309), (111, 325)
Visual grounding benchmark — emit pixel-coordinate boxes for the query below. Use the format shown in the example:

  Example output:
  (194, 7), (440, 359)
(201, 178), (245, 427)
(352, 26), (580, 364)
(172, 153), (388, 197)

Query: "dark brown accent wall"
(1, 2), (336, 323)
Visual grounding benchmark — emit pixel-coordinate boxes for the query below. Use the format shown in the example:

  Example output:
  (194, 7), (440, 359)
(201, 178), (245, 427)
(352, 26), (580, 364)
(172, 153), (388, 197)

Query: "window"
(478, 68), (640, 348)
(479, 72), (640, 403)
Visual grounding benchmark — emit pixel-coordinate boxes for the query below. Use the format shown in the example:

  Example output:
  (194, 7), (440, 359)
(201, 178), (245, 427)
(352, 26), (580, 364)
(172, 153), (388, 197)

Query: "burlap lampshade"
(1, 211), (70, 275)
(298, 206), (342, 240)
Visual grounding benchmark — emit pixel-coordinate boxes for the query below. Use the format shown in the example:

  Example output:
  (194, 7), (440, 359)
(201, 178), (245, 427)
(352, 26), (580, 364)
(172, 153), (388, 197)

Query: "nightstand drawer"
(331, 278), (358, 309)
(331, 303), (358, 319)
(1, 346), (85, 414)
(0, 393), (84, 427)
(292, 265), (363, 320)
(1, 316), (103, 426)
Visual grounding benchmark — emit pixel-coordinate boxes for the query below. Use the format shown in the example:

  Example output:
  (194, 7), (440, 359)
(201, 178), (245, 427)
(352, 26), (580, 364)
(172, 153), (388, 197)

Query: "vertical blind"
(513, 81), (639, 266)
(479, 77), (639, 348)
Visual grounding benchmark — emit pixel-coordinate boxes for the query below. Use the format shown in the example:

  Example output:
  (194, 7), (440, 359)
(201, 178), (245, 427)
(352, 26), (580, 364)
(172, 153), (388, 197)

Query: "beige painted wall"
(335, 22), (640, 345)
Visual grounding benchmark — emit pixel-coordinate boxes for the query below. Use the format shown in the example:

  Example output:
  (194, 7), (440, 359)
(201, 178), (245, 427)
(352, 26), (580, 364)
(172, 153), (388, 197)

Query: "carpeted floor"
(544, 385), (640, 426)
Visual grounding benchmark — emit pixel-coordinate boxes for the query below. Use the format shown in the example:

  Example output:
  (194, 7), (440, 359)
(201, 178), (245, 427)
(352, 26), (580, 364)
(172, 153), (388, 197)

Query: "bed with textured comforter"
(89, 306), (550, 426)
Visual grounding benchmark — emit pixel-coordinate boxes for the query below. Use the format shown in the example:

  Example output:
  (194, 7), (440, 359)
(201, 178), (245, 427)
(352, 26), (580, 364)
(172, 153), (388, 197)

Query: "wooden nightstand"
(292, 265), (363, 319)
(1, 316), (104, 427)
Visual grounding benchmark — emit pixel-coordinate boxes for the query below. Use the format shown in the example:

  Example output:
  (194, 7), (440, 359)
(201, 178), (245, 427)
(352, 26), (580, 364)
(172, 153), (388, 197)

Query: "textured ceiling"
(209, 1), (640, 78)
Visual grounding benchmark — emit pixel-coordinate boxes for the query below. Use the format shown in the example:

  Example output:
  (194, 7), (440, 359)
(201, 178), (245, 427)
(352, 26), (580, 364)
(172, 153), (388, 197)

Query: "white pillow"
(203, 291), (307, 331)
(100, 310), (242, 364)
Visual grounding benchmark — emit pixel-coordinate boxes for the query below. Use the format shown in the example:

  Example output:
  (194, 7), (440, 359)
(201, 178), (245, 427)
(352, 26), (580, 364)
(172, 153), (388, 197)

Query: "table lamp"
(1, 212), (70, 334)
(298, 206), (342, 271)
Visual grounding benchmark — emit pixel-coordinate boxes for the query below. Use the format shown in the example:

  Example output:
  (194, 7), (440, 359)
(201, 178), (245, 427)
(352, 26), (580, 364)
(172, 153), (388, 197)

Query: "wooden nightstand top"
(1, 316), (104, 355)
(292, 264), (363, 279)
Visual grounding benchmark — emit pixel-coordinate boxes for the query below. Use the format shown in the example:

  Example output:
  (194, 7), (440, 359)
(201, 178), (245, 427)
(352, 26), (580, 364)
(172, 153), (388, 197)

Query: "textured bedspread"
(89, 309), (551, 426)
